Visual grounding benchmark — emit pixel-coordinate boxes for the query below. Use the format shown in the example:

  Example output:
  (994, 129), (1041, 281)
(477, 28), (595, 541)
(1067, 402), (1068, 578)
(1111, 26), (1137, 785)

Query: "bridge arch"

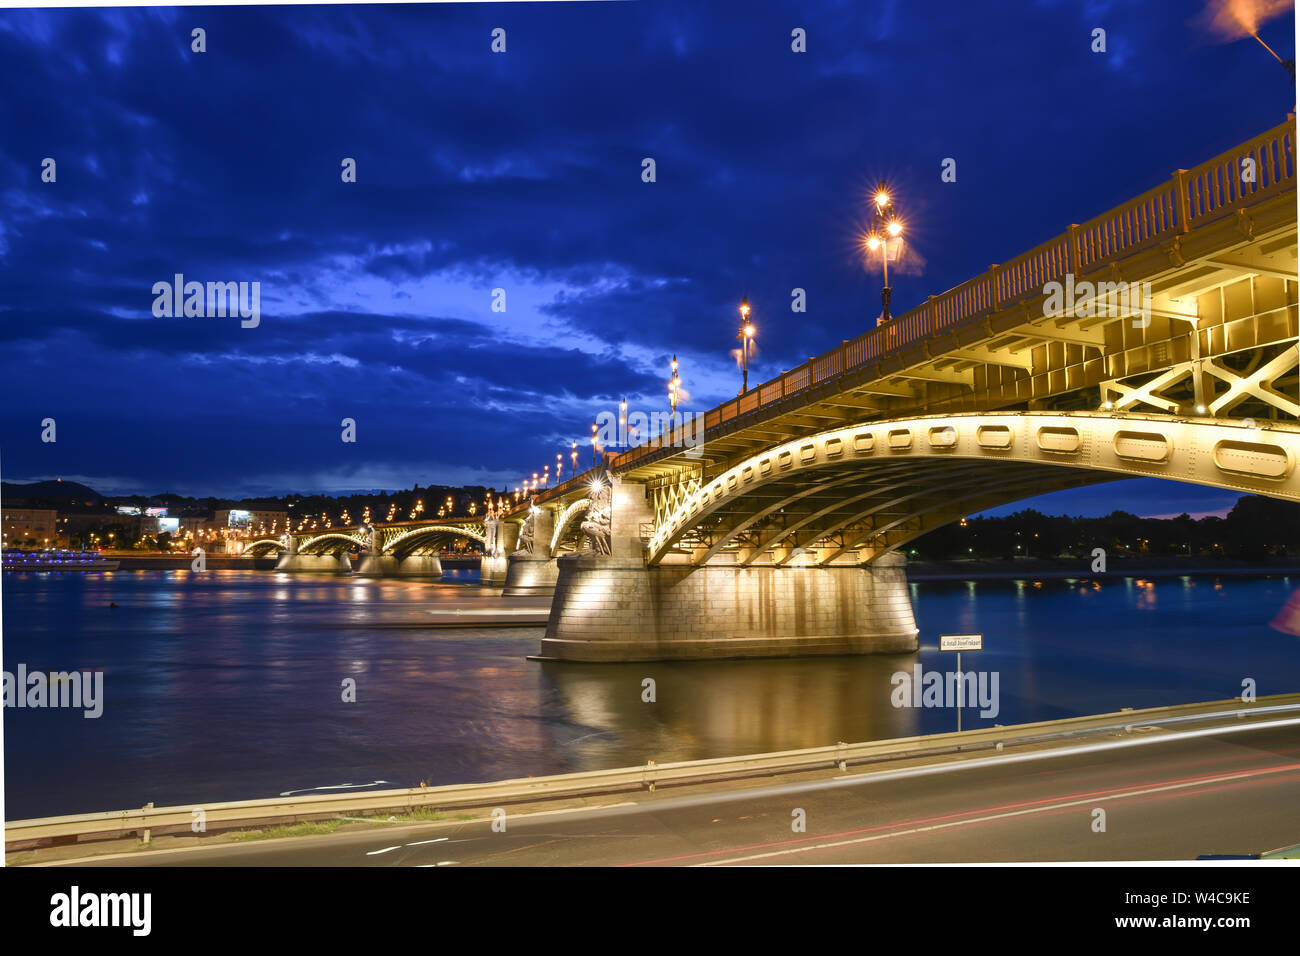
(549, 499), (590, 555)
(298, 532), (366, 555)
(244, 538), (284, 556)
(645, 411), (1299, 566)
(383, 524), (485, 558)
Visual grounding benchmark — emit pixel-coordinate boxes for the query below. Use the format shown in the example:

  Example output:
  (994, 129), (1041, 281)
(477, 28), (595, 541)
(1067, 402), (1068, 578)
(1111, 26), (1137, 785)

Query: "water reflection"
(540, 655), (922, 763)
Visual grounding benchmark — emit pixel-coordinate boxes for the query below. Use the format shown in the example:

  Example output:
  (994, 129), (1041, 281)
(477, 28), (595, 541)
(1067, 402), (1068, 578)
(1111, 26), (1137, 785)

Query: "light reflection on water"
(3, 569), (1298, 818)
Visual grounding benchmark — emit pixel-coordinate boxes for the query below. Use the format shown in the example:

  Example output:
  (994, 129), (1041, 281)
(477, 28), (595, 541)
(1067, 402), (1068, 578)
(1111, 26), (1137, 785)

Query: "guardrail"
(8, 693), (1296, 851)
(614, 119), (1296, 471)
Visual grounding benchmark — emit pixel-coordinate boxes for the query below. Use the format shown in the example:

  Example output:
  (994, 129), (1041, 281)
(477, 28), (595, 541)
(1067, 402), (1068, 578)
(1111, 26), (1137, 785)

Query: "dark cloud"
(0, 1), (1289, 497)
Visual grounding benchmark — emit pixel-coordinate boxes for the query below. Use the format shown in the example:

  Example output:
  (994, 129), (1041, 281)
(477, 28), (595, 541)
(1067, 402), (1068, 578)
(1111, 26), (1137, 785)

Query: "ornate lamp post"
(668, 354), (681, 425)
(737, 298), (755, 394)
(864, 182), (904, 326)
(571, 440), (579, 476)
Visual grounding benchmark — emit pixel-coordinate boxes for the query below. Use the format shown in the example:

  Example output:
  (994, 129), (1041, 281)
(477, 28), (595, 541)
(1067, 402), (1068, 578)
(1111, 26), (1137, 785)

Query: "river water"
(4, 568), (1298, 818)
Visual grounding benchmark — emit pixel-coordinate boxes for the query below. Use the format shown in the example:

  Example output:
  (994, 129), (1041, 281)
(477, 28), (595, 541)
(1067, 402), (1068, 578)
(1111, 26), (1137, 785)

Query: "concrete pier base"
(480, 554), (510, 587)
(503, 552), (559, 596)
(354, 554), (444, 578)
(274, 552), (353, 574)
(537, 551), (918, 662)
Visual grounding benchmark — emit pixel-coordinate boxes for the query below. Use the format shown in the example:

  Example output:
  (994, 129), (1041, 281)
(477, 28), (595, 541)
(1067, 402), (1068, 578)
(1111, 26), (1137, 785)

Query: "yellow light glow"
(866, 235), (881, 251)
(886, 220), (902, 237)
(875, 191), (889, 207)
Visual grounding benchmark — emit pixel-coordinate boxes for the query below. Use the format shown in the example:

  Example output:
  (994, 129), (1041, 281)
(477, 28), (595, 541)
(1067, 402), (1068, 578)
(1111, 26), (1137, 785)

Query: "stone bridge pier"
(274, 552), (353, 574)
(480, 521), (519, 587)
(503, 505), (559, 595)
(355, 553), (444, 578)
(536, 477), (920, 661)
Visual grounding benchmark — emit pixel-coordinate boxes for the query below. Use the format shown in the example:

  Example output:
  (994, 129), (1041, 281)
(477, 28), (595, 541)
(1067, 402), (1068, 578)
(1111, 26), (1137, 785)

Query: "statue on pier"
(483, 507), (499, 557)
(280, 532), (297, 555)
(580, 478), (613, 556)
(516, 502), (536, 555)
(364, 523), (378, 553)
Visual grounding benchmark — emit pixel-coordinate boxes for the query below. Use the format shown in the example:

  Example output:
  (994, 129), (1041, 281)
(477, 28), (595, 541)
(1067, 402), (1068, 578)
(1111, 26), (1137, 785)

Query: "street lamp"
(864, 182), (904, 325)
(737, 297), (755, 395)
(556, 452), (563, 483)
(571, 440), (579, 476)
(668, 354), (681, 425)
(619, 398), (628, 449)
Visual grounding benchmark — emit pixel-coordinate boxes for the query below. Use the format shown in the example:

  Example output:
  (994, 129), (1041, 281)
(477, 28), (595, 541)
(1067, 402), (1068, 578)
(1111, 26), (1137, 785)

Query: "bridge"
(244, 520), (486, 577)
(257, 118), (1299, 662)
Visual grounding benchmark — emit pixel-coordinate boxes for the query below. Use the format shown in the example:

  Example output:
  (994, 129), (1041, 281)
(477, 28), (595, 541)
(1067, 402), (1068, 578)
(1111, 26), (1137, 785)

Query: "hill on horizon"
(2, 479), (103, 500)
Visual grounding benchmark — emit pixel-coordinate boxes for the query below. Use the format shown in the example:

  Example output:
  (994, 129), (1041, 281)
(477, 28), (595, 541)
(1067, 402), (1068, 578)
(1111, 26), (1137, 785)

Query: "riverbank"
(90, 553), (481, 571)
(101, 553), (278, 571)
(906, 556), (1300, 580)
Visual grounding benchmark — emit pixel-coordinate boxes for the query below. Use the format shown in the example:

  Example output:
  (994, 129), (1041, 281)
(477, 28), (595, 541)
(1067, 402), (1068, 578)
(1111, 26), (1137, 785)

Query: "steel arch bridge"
(510, 119), (1299, 574)
(642, 411), (1299, 567)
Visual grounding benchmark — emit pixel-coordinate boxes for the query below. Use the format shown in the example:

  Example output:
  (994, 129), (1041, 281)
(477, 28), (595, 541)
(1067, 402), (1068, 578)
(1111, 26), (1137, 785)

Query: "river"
(3, 568), (1298, 818)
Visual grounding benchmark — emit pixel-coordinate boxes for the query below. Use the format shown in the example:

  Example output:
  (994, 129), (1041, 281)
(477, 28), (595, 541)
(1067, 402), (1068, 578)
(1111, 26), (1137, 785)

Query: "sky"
(0, 0), (1294, 517)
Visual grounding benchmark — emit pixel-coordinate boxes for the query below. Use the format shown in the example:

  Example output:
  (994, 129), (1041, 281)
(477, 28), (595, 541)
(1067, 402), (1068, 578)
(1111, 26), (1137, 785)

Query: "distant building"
(2, 506), (60, 549)
(214, 508), (288, 533)
(178, 516), (208, 534)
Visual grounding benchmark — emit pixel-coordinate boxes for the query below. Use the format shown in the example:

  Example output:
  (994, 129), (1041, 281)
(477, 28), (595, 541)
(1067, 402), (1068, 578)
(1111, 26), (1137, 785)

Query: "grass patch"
(230, 820), (346, 841)
(396, 807), (448, 822)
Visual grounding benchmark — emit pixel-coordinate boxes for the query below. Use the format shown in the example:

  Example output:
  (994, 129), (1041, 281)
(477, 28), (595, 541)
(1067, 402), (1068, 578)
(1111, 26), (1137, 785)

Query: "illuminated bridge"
(262, 119), (1300, 662)
(244, 520), (486, 577)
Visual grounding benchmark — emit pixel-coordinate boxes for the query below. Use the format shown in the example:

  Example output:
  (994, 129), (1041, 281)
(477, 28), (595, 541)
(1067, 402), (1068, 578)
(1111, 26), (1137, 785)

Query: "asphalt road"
(62, 717), (1300, 866)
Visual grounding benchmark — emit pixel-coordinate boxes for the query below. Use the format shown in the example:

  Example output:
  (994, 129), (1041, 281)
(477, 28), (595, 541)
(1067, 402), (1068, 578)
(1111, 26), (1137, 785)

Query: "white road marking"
(698, 762), (1300, 866)
(365, 845), (402, 856)
(280, 780), (393, 796)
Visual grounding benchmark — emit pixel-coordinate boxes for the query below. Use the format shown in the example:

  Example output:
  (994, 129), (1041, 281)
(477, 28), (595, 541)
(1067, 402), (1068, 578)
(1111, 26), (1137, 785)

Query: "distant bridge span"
(243, 521), (486, 558)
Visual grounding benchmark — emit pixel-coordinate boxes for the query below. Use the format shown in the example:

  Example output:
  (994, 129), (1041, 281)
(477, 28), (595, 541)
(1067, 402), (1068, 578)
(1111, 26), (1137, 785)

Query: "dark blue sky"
(0, 1), (1293, 516)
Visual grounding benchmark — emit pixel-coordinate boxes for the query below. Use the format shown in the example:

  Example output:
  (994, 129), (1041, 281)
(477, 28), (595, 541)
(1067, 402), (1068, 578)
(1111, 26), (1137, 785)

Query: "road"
(56, 716), (1300, 866)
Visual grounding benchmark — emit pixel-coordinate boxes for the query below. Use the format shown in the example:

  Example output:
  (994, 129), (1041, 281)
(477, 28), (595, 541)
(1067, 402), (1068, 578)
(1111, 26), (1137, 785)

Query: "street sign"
(940, 633), (983, 652)
(938, 633), (984, 736)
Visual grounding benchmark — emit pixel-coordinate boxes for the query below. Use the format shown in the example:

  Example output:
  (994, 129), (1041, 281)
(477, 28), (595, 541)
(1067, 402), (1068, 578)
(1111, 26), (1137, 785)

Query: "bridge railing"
(613, 119), (1296, 471)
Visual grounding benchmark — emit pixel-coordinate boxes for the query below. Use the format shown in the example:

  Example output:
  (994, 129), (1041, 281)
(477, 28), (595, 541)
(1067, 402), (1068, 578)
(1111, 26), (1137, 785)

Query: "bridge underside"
(645, 412), (1300, 568)
(658, 457), (1116, 568)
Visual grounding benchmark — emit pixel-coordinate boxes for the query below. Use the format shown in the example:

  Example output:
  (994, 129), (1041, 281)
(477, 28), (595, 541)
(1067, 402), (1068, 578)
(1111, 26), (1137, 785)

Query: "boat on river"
(2, 550), (121, 572)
